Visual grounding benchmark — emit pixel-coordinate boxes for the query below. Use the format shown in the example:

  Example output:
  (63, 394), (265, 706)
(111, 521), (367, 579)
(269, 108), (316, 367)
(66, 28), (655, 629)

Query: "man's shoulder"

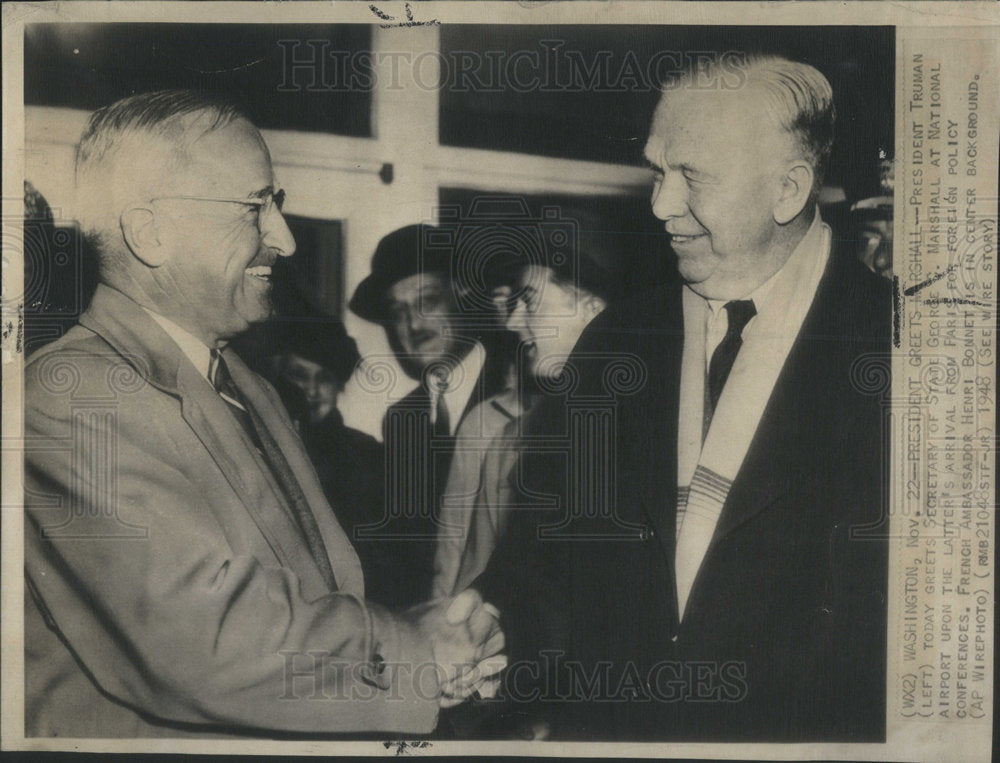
(24, 321), (170, 424)
(456, 388), (525, 440)
(385, 383), (426, 412)
(25, 326), (118, 395)
(820, 247), (893, 337)
(577, 281), (683, 355)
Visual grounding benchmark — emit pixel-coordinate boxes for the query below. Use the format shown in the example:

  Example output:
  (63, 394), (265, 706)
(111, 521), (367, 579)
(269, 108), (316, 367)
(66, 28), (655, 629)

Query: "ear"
(772, 160), (814, 225)
(581, 293), (607, 320)
(120, 206), (167, 267)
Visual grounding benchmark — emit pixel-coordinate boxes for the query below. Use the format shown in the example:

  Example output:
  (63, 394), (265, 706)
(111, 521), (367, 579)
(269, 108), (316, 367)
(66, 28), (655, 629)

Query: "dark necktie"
(433, 382), (451, 439)
(705, 300), (757, 433)
(210, 349), (337, 591)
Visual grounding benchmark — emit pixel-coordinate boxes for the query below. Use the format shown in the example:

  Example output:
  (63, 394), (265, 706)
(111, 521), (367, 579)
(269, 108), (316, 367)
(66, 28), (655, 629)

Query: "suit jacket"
(480, 246), (890, 741)
(24, 285), (439, 738)
(433, 388), (529, 599)
(373, 336), (514, 608)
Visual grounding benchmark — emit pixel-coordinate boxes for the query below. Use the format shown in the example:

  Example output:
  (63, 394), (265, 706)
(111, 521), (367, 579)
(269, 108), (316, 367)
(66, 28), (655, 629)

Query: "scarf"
(674, 216), (831, 620)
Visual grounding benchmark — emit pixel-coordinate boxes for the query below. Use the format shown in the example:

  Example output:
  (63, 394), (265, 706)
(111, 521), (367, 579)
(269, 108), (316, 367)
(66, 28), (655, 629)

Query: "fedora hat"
(348, 224), (454, 323)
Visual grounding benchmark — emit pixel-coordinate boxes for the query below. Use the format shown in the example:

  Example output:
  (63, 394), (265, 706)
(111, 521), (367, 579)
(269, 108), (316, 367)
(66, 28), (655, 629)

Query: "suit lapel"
(649, 297), (684, 573)
(226, 354), (365, 597)
(176, 366), (332, 598)
(708, 250), (844, 548)
(78, 286), (337, 599)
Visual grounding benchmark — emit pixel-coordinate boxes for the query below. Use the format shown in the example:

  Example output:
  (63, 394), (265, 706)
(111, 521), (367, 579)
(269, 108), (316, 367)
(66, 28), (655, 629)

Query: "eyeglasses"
(150, 188), (286, 232)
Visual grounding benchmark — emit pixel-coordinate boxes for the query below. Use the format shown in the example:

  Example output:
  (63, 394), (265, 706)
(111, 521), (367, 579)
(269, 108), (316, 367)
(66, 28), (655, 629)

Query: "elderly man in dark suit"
(350, 226), (514, 608)
(478, 54), (890, 741)
(24, 90), (503, 738)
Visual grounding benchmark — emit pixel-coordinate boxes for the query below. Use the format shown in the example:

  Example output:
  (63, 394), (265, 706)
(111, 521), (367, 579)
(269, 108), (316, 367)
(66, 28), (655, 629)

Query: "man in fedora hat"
(350, 224), (515, 608)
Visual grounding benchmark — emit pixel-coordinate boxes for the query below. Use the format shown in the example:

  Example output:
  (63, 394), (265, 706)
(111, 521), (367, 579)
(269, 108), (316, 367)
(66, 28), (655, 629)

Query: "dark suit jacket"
(371, 335), (514, 609)
(300, 410), (403, 609)
(480, 246), (891, 741)
(23, 285), (439, 738)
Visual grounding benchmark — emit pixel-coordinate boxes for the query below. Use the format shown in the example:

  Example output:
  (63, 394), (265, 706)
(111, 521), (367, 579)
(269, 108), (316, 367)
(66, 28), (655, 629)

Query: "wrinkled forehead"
(517, 263), (555, 287)
(170, 117), (274, 195)
(645, 87), (786, 160)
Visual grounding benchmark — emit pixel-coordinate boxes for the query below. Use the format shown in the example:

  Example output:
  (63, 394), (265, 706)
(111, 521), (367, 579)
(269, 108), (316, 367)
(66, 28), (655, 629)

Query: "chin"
(237, 301), (274, 327)
(676, 257), (715, 283)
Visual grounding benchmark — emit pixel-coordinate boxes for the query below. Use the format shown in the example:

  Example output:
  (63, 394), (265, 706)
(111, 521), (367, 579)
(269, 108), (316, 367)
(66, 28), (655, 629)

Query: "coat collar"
(709, 246), (864, 547)
(79, 284), (189, 396)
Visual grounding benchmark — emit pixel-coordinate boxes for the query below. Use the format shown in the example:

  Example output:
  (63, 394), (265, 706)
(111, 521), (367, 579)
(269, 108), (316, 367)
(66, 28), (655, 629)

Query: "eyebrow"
(646, 157), (716, 181)
(680, 163), (718, 181)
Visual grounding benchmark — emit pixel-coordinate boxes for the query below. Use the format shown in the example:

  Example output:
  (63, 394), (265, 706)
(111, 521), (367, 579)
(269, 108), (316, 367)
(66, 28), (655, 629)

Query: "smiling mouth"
(245, 265), (273, 281)
(669, 233), (706, 245)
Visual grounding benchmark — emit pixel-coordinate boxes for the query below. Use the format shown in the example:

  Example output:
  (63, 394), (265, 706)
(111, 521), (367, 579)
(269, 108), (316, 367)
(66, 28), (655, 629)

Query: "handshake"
(400, 588), (506, 708)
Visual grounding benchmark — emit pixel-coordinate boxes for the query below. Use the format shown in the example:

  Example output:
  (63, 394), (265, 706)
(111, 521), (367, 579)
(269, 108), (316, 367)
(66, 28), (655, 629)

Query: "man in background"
(24, 90), (503, 738)
(433, 210), (629, 599)
(349, 225), (514, 608)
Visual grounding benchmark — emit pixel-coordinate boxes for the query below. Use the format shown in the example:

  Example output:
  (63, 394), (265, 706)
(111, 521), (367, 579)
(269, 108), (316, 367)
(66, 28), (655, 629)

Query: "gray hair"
(663, 53), (836, 192)
(75, 90), (248, 272)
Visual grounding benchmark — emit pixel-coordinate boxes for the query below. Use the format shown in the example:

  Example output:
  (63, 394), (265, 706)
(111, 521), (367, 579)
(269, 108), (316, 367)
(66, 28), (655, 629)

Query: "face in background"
(488, 283), (515, 323)
(383, 272), (466, 379)
(857, 216), (894, 279)
(644, 87), (805, 300)
(150, 117), (296, 346)
(507, 265), (606, 380)
(282, 353), (340, 425)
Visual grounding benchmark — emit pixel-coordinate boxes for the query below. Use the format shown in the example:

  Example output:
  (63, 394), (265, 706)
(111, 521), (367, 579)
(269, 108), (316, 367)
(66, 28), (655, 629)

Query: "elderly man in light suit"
(24, 90), (503, 738)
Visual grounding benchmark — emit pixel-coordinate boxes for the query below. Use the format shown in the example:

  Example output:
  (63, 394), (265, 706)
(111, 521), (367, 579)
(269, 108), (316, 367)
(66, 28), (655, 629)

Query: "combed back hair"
(75, 90), (249, 274)
(662, 53), (836, 193)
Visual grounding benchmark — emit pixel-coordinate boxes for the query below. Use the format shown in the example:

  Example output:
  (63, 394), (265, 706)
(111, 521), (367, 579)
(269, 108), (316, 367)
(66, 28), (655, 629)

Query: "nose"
(505, 300), (530, 339)
(504, 299), (520, 330)
(262, 206), (297, 258)
(406, 308), (427, 335)
(650, 169), (689, 221)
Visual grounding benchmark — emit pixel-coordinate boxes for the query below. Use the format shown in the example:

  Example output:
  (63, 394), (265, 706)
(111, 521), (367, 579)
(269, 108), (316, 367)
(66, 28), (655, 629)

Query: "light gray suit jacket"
(24, 285), (439, 738)
(432, 389), (527, 598)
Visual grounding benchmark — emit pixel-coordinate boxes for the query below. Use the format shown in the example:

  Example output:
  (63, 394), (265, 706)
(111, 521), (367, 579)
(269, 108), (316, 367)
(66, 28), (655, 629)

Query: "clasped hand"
(408, 588), (506, 708)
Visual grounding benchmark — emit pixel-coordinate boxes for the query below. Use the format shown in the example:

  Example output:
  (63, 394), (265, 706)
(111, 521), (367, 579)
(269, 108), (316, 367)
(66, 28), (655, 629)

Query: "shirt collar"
(429, 341), (486, 435)
(141, 307), (215, 383)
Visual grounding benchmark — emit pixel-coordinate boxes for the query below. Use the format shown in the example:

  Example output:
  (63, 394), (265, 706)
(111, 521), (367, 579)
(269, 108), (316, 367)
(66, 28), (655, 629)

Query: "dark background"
(24, 24), (374, 137)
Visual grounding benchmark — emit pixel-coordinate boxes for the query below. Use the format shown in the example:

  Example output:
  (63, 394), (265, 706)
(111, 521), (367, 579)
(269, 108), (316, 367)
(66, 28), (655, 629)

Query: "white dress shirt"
(142, 308), (214, 382)
(429, 341), (486, 436)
